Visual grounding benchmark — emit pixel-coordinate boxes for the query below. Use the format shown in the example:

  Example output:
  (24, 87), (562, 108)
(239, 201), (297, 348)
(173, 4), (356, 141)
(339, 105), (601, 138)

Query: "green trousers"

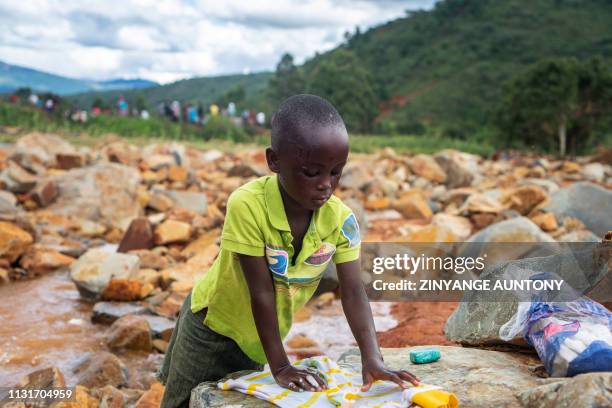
(159, 292), (263, 408)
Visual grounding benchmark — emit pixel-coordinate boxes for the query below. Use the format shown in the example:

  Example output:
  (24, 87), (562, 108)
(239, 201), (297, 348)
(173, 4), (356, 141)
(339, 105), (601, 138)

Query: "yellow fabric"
(218, 356), (459, 408)
(191, 175), (361, 363)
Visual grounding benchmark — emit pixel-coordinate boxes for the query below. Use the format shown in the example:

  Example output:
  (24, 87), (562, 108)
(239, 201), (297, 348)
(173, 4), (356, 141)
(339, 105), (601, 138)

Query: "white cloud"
(0, 0), (437, 84)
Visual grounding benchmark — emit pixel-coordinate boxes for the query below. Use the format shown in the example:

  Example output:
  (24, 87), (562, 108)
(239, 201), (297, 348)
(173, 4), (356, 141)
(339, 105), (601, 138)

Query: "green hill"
(307, 0), (612, 135)
(0, 60), (157, 95)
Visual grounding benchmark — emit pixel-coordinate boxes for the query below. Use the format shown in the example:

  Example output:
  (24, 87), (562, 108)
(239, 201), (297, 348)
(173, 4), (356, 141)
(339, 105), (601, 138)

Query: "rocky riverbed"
(0, 131), (610, 407)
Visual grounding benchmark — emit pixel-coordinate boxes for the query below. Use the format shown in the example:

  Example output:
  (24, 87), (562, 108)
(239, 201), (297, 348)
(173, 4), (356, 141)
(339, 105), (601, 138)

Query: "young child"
(159, 94), (419, 407)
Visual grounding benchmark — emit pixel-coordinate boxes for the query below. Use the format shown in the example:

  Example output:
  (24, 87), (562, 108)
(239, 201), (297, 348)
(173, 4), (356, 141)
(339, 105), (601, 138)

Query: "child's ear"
(266, 147), (280, 173)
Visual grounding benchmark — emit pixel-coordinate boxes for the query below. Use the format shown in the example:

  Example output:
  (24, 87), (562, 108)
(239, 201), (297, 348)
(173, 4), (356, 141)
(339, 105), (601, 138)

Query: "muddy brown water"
(0, 271), (158, 389)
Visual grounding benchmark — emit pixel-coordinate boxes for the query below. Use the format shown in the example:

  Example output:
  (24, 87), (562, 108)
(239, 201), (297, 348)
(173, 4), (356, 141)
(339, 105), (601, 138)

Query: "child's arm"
(238, 254), (326, 392)
(336, 260), (420, 391)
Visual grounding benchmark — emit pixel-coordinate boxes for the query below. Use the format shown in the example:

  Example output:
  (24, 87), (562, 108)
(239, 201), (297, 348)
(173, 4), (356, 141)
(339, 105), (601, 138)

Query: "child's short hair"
(270, 94), (346, 151)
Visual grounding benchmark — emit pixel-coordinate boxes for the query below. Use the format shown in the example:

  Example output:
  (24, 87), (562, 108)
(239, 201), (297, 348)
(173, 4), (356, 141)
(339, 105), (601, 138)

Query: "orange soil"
(377, 302), (459, 347)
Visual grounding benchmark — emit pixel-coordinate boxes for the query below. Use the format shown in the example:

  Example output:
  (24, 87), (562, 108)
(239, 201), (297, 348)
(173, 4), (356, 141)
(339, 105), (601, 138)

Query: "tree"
(268, 53), (305, 103)
(497, 57), (612, 156)
(307, 49), (378, 133)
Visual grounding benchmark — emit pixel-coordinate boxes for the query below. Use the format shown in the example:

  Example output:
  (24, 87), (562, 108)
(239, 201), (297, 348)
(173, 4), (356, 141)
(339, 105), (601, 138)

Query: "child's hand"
(272, 364), (327, 392)
(361, 359), (419, 392)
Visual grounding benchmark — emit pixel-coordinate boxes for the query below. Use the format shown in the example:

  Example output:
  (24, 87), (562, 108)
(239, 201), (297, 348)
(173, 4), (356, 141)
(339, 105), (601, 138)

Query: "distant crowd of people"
(6, 89), (267, 129)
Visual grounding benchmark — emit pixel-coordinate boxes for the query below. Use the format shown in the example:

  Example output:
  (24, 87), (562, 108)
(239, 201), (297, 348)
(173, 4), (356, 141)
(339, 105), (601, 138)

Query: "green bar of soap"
(410, 348), (441, 364)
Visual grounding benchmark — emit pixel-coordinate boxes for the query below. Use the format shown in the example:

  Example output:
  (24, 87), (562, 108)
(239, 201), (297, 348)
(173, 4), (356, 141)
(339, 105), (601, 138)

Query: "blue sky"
(0, 1), (437, 84)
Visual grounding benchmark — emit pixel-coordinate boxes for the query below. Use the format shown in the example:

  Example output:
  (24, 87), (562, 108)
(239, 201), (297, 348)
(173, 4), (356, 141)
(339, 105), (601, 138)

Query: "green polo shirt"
(191, 175), (361, 364)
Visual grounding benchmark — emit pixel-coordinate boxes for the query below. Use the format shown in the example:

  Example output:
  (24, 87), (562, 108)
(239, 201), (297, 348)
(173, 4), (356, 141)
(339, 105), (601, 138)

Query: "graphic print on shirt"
(304, 242), (336, 266)
(341, 213), (360, 247)
(265, 245), (288, 278)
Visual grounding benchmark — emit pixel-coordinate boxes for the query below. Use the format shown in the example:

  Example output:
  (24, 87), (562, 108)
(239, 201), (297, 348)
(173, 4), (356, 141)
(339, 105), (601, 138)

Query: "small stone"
(53, 385), (100, 408)
(154, 291), (186, 318)
(30, 179), (58, 207)
(393, 191), (432, 220)
(19, 245), (75, 275)
(153, 339), (169, 353)
(129, 249), (168, 270)
(102, 278), (145, 301)
(78, 219), (107, 237)
(106, 315), (153, 351)
(141, 315), (175, 341)
(134, 382), (165, 408)
(287, 334), (318, 349)
(56, 153), (84, 169)
(70, 249), (140, 300)
(0, 221), (33, 263)
(470, 213), (497, 230)
(167, 165), (188, 182)
(410, 154), (447, 183)
(0, 268), (9, 284)
(18, 366), (65, 388)
(530, 212), (558, 232)
(92, 385), (126, 408)
(0, 190), (18, 215)
(501, 185), (548, 215)
(147, 192), (174, 212)
(364, 197), (391, 211)
(581, 162), (605, 182)
(71, 352), (129, 388)
(0, 161), (38, 193)
(154, 219), (192, 245)
(181, 229), (220, 259)
(92, 301), (150, 324)
(118, 218), (155, 253)
(561, 161), (581, 173)
(459, 193), (505, 214)
(432, 213), (472, 240)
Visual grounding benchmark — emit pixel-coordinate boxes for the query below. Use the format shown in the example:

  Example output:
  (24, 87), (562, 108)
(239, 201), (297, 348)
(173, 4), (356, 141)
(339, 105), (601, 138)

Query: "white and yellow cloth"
(218, 356), (458, 408)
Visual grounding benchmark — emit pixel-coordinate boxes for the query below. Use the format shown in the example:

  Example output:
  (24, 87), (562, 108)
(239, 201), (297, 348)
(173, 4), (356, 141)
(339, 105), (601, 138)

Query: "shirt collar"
(264, 175), (340, 239)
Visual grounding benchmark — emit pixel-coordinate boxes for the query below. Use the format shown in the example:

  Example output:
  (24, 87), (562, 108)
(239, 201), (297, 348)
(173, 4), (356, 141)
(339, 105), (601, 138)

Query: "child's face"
(267, 124), (349, 211)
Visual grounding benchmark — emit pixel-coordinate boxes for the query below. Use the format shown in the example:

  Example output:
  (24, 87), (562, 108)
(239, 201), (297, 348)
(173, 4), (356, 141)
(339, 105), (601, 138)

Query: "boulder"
(56, 152), (85, 169)
(147, 192), (175, 212)
(518, 372), (612, 408)
(544, 182), (612, 237)
(70, 249), (140, 300)
(434, 149), (480, 188)
(446, 241), (610, 345)
(459, 217), (555, 267)
(0, 221), (33, 263)
(409, 154), (447, 183)
(92, 301), (150, 324)
(47, 163), (141, 230)
(106, 315), (153, 351)
(71, 352), (129, 388)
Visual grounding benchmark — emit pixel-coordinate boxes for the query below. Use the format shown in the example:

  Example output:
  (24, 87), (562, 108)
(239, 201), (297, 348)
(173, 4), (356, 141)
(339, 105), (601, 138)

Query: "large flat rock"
(190, 347), (544, 408)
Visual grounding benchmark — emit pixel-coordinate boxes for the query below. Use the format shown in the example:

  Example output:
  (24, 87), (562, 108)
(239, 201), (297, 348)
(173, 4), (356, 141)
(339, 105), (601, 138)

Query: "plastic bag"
(499, 272), (612, 377)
